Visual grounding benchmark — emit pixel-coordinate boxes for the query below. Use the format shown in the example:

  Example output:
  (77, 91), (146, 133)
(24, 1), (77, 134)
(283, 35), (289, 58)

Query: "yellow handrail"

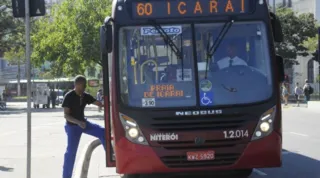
(140, 59), (158, 84)
(131, 56), (138, 84)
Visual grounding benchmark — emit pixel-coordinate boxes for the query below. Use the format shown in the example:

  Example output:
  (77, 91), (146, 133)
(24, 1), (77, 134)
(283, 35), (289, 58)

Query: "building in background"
(268, 0), (320, 93)
(289, 0), (320, 93)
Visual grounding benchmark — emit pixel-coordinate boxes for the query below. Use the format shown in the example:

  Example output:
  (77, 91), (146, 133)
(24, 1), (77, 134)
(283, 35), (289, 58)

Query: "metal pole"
(318, 28), (320, 100)
(25, 0), (32, 177)
(273, 0), (276, 13)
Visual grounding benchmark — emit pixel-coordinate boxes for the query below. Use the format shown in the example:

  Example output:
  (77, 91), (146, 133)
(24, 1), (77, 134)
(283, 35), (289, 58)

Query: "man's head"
(74, 75), (87, 94)
(305, 79), (309, 83)
(296, 82), (299, 86)
(226, 43), (237, 58)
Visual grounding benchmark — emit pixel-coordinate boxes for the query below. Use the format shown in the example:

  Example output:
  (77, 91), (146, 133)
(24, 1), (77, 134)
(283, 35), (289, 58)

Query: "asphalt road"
(1, 103), (320, 178)
(88, 104), (320, 178)
(252, 105), (320, 178)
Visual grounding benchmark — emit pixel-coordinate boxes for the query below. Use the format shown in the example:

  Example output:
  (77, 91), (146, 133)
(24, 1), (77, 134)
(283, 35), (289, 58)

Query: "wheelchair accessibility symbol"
(201, 92), (213, 106)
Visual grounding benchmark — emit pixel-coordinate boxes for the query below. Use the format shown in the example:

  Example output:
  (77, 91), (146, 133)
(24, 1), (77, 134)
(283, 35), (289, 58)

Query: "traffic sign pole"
(318, 27), (320, 100)
(24, 0), (32, 177)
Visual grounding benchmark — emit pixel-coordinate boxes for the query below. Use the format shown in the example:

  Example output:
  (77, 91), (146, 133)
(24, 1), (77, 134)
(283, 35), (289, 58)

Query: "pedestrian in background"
(294, 82), (303, 107)
(282, 84), (289, 106)
(62, 75), (106, 178)
(50, 89), (57, 108)
(303, 79), (313, 105)
(96, 89), (103, 112)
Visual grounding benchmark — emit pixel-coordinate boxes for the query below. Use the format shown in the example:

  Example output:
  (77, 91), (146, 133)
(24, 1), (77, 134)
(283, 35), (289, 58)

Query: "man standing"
(96, 89), (103, 112)
(50, 89), (57, 108)
(294, 82), (303, 107)
(303, 79), (313, 105)
(62, 75), (106, 178)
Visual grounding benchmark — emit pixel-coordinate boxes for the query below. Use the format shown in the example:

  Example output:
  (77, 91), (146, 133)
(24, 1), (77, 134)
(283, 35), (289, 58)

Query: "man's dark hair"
(74, 75), (87, 85)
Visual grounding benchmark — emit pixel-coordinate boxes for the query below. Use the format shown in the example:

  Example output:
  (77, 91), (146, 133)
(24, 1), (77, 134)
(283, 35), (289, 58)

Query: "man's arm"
(64, 107), (81, 124)
(86, 93), (104, 107)
(92, 100), (104, 107)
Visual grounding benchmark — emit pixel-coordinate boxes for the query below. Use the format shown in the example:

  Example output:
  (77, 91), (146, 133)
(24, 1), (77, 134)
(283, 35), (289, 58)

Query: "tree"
(4, 46), (25, 96)
(303, 34), (318, 62)
(0, 0), (30, 53)
(275, 7), (318, 67)
(31, 0), (112, 76)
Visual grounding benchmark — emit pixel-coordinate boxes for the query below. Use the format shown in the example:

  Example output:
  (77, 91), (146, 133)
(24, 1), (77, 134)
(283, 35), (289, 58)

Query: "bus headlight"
(260, 122), (270, 132)
(251, 106), (276, 141)
(128, 128), (139, 138)
(119, 113), (148, 145)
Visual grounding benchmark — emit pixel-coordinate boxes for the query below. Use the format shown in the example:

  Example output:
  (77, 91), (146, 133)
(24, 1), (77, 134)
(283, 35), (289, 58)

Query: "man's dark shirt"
(62, 90), (96, 125)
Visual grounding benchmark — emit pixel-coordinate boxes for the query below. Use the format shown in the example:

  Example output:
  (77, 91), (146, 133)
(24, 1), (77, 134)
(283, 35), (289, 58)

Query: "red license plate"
(187, 150), (215, 161)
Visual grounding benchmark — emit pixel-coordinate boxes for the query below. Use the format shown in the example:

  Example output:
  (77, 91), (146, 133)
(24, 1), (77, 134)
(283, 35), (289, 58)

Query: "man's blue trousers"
(62, 120), (106, 178)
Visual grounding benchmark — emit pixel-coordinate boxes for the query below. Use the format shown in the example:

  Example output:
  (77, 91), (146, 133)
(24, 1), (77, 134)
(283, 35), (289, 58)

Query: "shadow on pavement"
(0, 108), (26, 115)
(0, 166), (14, 172)
(260, 149), (320, 178)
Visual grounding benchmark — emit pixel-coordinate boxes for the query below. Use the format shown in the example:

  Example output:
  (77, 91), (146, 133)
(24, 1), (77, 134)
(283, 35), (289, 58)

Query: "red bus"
(100, 0), (284, 177)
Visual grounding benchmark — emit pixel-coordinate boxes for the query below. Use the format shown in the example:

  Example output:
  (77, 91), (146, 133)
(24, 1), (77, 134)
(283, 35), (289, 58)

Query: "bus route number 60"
(137, 3), (153, 16)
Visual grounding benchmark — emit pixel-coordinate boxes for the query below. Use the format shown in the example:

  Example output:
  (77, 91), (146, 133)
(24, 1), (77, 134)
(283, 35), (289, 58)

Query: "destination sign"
(143, 84), (184, 98)
(132, 0), (251, 19)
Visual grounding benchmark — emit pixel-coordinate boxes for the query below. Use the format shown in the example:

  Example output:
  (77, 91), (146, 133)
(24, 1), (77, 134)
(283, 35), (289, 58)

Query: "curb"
(73, 139), (102, 178)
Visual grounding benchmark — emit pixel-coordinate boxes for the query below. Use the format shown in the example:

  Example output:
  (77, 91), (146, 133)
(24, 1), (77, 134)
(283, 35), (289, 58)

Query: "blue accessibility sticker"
(200, 92), (214, 106)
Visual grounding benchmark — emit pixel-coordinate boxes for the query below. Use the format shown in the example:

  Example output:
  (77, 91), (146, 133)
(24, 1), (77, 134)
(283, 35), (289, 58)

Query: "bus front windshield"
(119, 25), (197, 108)
(119, 22), (272, 108)
(195, 22), (272, 106)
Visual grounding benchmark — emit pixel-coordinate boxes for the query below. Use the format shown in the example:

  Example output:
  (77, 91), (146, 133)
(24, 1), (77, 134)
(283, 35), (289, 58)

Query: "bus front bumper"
(115, 131), (281, 174)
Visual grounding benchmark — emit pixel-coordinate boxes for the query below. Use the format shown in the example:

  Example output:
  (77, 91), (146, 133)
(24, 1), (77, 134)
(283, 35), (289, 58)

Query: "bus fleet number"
(223, 130), (249, 139)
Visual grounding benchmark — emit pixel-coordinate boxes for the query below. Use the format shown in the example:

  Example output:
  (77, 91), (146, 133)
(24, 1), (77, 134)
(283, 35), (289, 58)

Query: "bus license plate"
(187, 150), (215, 161)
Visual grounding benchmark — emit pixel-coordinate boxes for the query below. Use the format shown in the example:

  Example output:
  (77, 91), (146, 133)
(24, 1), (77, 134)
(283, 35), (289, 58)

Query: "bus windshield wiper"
(205, 20), (234, 79)
(151, 21), (185, 80)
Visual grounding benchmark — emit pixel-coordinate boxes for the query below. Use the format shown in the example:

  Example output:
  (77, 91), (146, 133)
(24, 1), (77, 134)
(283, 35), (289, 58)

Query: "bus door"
(100, 23), (116, 167)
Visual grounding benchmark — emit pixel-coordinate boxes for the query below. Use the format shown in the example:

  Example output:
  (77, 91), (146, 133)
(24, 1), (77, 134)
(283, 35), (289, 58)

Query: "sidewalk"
(0, 108), (104, 178)
(87, 145), (120, 178)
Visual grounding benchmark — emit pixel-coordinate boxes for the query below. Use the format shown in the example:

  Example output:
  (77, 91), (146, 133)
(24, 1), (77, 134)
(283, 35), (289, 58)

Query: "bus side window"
(270, 12), (283, 43)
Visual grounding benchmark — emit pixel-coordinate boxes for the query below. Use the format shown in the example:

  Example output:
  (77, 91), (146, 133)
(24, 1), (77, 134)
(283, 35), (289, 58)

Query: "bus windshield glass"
(118, 22), (273, 108)
(196, 21), (272, 106)
(119, 24), (197, 108)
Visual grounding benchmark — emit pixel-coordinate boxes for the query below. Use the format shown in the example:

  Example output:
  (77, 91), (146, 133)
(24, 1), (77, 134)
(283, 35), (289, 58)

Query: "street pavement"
(0, 102), (104, 178)
(1, 102), (320, 178)
(87, 103), (320, 178)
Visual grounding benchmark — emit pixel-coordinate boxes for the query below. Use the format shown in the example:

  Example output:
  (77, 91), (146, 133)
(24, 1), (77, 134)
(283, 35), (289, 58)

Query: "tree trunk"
(17, 57), (21, 96)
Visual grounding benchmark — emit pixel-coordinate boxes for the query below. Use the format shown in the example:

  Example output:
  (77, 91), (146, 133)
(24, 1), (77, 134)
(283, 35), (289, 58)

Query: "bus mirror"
(100, 24), (113, 54)
(100, 26), (107, 54)
(277, 55), (285, 82)
(270, 12), (284, 43)
(106, 24), (113, 53)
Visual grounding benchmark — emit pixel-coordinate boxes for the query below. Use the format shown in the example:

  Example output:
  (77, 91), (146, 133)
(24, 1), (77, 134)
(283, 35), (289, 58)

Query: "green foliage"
(31, 0), (112, 76)
(86, 86), (99, 98)
(3, 46), (25, 65)
(39, 71), (55, 79)
(275, 8), (318, 67)
(0, 0), (25, 52)
(302, 35), (318, 53)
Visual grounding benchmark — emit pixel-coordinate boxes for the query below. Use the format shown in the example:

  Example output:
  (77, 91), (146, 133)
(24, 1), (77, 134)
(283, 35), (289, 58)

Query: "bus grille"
(157, 138), (241, 150)
(160, 153), (240, 168)
(151, 115), (249, 131)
